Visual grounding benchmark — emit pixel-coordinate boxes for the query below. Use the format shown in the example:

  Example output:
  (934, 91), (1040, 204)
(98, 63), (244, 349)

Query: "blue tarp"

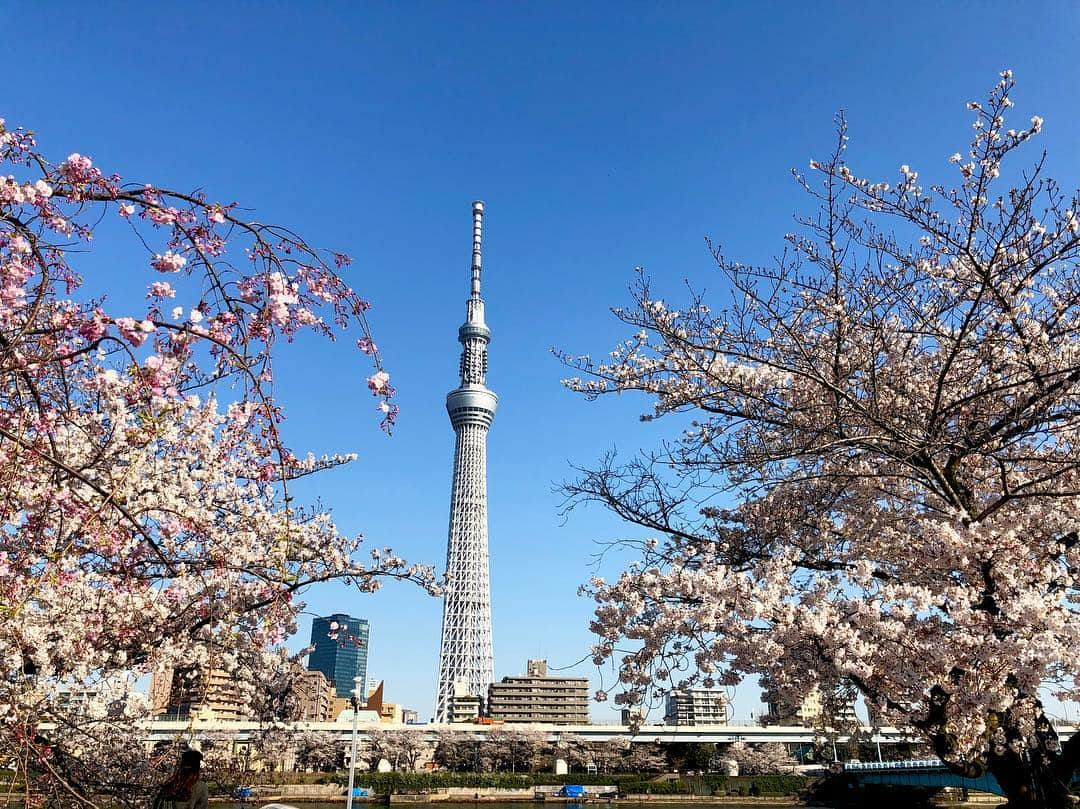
(558, 786), (585, 798)
(352, 788), (371, 798)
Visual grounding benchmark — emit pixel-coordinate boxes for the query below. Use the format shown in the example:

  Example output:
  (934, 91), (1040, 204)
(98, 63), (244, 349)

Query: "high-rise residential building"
(150, 667), (249, 721)
(448, 679), (482, 723)
(866, 700), (911, 728)
(487, 659), (590, 725)
(762, 686), (823, 727)
(292, 667), (336, 722)
(760, 679), (858, 727)
(57, 682), (126, 719)
(307, 613), (370, 698)
(664, 689), (729, 726)
(434, 202), (497, 723)
(150, 669), (172, 716)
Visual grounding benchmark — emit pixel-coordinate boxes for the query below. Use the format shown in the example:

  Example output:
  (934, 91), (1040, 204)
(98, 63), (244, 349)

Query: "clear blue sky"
(8, 2), (1080, 722)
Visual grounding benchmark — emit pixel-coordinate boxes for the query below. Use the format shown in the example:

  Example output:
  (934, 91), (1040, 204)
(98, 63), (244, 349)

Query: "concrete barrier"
(443, 787), (536, 799)
(280, 784), (343, 799)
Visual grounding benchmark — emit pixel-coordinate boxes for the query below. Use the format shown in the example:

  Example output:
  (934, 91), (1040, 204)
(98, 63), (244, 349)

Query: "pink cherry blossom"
(147, 281), (175, 299)
(367, 370), (391, 394)
(150, 250), (186, 272)
(0, 114), (417, 800)
(113, 316), (150, 346)
(564, 74), (1080, 806)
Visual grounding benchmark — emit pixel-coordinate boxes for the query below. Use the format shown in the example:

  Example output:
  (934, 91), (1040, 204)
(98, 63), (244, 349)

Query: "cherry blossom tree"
(497, 729), (548, 773)
(199, 734), (260, 794)
(588, 736), (631, 774)
(553, 732), (591, 772)
(364, 728), (431, 772)
(391, 728), (432, 772)
(622, 742), (667, 773)
(19, 716), (180, 809)
(724, 742), (798, 776)
(563, 74), (1080, 808)
(433, 729), (477, 771)
(294, 729), (342, 772)
(0, 117), (432, 804)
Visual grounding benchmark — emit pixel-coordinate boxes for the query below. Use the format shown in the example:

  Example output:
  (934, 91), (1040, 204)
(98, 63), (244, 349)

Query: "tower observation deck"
(434, 201), (497, 723)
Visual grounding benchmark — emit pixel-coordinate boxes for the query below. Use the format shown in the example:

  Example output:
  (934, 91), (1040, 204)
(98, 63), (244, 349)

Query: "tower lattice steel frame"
(434, 201), (497, 723)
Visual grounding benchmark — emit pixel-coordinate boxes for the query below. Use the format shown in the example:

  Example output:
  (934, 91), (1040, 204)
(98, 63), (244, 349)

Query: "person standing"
(154, 749), (209, 809)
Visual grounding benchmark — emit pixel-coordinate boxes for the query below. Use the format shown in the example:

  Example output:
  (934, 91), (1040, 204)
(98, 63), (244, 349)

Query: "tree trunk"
(987, 755), (1074, 809)
(920, 686), (1080, 808)
(945, 714), (1080, 808)
(985, 703), (1080, 808)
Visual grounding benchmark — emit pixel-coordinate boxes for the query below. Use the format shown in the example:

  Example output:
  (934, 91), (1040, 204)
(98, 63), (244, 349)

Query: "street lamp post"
(346, 675), (363, 809)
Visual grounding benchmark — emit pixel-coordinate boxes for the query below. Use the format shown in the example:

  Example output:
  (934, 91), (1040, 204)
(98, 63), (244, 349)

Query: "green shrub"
(331, 772), (648, 792)
(747, 774), (809, 795)
(620, 779), (688, 795)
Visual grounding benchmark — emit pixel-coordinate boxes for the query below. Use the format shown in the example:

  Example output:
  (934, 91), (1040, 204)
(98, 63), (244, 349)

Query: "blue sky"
(8, 2), (1080, 722)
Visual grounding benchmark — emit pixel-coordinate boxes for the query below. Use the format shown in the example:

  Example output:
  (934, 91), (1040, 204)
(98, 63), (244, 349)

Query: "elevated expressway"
(140, 720), (1078, 748)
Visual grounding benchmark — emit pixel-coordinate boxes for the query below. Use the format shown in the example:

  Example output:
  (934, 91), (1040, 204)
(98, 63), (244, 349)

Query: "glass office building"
(307, 613), (370, 699)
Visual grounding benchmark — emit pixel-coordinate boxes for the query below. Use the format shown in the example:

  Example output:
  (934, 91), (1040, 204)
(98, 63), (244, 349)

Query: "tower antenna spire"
(471, 200), (483, 298)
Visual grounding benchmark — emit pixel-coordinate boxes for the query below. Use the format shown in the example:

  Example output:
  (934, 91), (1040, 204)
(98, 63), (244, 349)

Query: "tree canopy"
(564, 74), (1080, 808)
(0, 116), (430, 802)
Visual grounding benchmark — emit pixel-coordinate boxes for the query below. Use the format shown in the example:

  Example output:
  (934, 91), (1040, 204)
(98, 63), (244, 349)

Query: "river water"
(291, 804), (806, 809)
(283, 801), (909, 809)
(278, 791), (1008, 809)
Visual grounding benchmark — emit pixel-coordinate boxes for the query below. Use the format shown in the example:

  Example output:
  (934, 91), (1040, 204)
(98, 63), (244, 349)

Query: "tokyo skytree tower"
(434, 201), (497, 723)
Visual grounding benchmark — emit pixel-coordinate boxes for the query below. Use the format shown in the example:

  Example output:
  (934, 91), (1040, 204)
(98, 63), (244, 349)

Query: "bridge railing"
(844, 759), (945, 771)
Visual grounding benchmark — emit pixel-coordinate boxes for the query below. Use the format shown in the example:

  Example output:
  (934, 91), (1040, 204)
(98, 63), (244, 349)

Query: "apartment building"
(487, 659), (589, 724)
